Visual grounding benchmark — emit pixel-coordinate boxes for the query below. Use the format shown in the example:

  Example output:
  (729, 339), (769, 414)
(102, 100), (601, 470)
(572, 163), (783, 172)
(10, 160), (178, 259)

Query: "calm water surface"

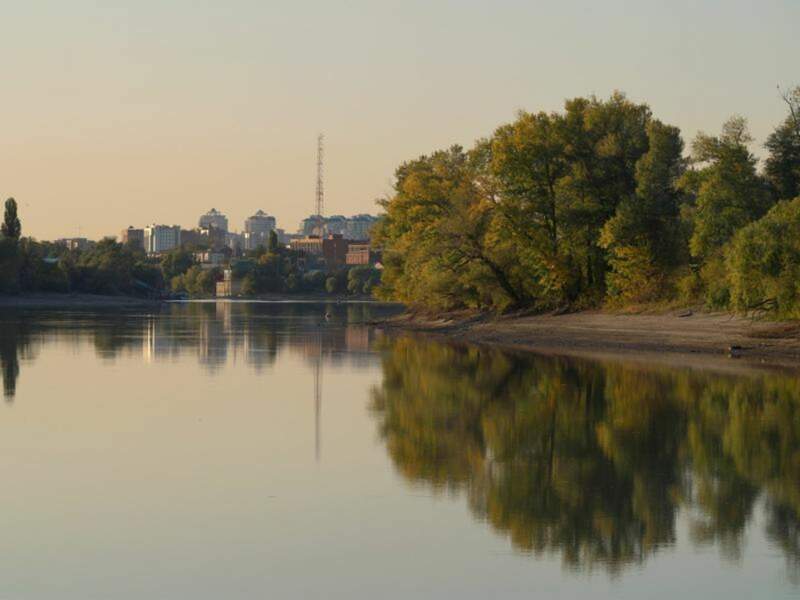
(0, 302), (798, 599)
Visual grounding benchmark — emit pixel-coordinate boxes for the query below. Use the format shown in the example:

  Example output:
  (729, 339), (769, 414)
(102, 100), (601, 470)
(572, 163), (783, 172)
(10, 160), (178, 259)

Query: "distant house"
(290, 233), (350, 267)
(194, 250), (227, 267)
(345, 243), (371, 265)
(215, 269), (241, 297)
(55, 238), (93, 252)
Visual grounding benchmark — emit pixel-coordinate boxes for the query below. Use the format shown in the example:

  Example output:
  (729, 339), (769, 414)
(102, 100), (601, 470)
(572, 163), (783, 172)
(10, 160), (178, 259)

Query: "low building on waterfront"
(345, 242), (372, 265)
(215, 268), (241, 297)
(194, 250), (228, 267)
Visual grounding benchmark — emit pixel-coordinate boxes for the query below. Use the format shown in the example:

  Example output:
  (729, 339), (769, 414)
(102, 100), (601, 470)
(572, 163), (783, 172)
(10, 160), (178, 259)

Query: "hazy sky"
(2, 0), (798, 240)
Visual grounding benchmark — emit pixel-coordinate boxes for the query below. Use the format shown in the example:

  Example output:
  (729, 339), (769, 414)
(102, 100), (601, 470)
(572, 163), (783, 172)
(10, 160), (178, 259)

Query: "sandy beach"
(377, 309), (800, 369)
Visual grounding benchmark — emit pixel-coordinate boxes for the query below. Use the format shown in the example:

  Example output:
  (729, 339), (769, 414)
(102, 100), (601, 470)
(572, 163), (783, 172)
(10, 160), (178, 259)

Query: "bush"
(726, 197), (800, 316)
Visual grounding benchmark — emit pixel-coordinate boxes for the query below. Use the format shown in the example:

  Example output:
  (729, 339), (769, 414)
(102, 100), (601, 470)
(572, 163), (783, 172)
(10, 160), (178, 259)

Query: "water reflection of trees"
(0, 319), (36, 401)
(0, 302), (399, 400)
(370, 337), (800, 577)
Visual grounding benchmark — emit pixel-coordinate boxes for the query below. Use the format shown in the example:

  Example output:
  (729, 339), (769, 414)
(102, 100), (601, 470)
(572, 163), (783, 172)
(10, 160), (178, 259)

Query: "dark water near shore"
(0, 302), (798, 599)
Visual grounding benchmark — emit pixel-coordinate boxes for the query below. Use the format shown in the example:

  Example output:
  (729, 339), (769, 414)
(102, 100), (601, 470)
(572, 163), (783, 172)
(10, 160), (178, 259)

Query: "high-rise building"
(297, 214), (379, 241)
(120, 226), (145, 250)
(300, 215), (323, 237)
(198, 208), (228, 233)
(144, 225), (181, 254)
(344, 214), (379, 241)
(244, 210), (276, 235)
(324, 215), (347, 236)
(243, 210), (276, 250)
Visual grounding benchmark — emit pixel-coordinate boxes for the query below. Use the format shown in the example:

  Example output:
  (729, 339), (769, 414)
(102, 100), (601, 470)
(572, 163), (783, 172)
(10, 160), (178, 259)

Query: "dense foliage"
(374, 89), (800, 316)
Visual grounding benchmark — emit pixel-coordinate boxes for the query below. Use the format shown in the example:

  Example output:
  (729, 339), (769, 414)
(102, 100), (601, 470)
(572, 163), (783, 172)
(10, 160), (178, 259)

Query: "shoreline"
(0, 292), (402, 309)
(375, 309), (800, 371)
(0, 293), (162, 309)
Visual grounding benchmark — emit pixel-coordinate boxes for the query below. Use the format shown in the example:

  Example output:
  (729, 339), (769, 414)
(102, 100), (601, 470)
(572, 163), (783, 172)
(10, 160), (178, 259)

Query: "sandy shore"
(0, 293), (162, 309)
(377, 309), (800, 370)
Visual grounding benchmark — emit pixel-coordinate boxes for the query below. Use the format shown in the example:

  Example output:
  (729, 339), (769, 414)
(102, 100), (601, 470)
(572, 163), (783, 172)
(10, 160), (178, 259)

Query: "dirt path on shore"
(379, 310), (800, 368)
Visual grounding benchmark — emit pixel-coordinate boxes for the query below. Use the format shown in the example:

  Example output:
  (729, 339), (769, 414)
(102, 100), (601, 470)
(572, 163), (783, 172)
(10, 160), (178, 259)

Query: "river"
(0, 301), (797, 598)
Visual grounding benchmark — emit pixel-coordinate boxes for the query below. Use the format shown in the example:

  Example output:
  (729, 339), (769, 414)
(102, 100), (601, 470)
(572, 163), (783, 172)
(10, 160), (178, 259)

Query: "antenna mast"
(315, 133), (325, 236)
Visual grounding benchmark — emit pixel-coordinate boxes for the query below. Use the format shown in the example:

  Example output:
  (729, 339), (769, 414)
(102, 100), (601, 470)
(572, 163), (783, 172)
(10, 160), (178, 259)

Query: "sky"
(1, 0), (799, 241)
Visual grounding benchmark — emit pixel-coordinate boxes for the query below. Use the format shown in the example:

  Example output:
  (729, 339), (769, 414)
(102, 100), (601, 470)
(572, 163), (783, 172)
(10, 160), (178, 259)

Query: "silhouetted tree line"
(374, 88), (800, 316)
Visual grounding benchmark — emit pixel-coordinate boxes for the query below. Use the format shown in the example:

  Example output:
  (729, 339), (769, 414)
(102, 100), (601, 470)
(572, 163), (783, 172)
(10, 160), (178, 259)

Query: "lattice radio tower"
(315, 133), (325, 236)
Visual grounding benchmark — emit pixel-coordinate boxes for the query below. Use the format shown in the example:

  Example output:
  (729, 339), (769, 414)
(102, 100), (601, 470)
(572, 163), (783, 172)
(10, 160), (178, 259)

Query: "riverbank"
(0, 293), (161, 309)
(376, 309), (800, 368)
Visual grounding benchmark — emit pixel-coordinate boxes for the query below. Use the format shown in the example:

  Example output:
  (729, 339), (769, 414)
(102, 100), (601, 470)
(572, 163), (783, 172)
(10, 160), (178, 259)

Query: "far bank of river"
(0, 292), (399, 309)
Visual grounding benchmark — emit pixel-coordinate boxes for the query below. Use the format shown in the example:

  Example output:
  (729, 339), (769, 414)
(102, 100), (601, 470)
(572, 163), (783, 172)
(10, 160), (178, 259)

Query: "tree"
(374, 145), (525, 310)
(600, 121), (687, 301)
(171, 265), (220, 297)
(268, 229), (279, 253)
(1, 198), (21, 240)
(160, 248), (195, 281)
(687, 117), (771, 259)
(679, 117), (772, 306)
(726, 196), (800, 317)
(765, 86), (800, 202)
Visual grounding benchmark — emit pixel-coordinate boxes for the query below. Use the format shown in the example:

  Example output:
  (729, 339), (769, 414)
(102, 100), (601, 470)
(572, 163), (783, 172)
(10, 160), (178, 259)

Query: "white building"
(198, 208), (229, 232)
(344, 214), (378, 241)
(297, 214), (379, 241)
(244, 210), (276, 235)
(144, 225), (181, 254)
(243, 210), (277, 250)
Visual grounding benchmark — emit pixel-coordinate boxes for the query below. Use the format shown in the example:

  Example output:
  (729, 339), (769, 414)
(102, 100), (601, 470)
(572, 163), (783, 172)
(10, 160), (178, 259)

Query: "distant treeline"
(0, 206), (380, 298)
(373, 88), (800, 316)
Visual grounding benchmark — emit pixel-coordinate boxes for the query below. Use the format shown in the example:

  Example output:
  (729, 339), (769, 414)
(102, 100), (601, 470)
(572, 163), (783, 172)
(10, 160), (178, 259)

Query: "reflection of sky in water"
(0, 302), (797, 599)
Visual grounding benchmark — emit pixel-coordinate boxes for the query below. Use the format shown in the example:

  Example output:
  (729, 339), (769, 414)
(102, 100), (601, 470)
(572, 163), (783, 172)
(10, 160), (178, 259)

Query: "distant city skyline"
(2, 0), (799, 240)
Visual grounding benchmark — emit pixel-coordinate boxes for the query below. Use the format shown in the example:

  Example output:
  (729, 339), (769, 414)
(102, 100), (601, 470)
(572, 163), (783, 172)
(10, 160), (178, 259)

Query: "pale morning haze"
(1, 0), (798, 240)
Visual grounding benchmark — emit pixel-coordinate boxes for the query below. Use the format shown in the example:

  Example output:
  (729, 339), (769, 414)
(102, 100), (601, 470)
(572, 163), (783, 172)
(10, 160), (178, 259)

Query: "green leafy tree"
(171, 265), (220, 297)
(600, 121), (687, 302)
(268, 229), (279, 253)
(374, 145), (523, 310)
(765, 86), (800, 202)
(687, 117), (771, 259)
(160, 248), (195, 281)
(1, 198), (21, 240)
(726, 197), (800, 316)
(679, 117), (772, 306)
